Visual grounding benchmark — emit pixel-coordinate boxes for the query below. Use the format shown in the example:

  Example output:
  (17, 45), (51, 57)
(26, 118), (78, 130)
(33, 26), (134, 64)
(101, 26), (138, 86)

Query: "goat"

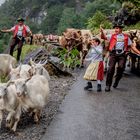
(29, 59), (50, 81)
(14, 75), (50, 123)
(0, 54), (17, 79)
(0, 82), (21, 132)
(9, 64), (32, 80)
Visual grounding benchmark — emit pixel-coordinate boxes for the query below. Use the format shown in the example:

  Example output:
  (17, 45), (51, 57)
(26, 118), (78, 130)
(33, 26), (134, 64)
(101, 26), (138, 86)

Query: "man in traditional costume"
(1, 17), (32, 62)
(100, 23), (140, 91)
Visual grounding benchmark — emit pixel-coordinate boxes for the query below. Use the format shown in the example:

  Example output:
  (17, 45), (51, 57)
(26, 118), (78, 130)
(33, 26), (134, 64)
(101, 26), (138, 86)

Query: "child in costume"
(83, 37), (104, 92)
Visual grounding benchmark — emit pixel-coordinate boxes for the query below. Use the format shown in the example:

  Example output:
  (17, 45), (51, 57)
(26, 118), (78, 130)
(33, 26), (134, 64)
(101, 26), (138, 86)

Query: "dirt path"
(41, 71), (140, 140)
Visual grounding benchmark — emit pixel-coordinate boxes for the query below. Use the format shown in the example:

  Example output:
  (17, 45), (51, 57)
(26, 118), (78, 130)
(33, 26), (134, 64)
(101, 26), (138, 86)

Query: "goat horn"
(37, 60), (42, 64)
(6, 80), (14, 87)
(15, 63), (22, 72)
(25, 78), (31, 83)
(9, 63), (13, 71)
(29, 58), (36, 66)
(41, 60), (48, 65)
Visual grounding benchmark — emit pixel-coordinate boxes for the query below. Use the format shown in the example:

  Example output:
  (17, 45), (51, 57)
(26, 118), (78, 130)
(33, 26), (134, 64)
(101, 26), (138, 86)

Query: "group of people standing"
(83, 23), (140, 92)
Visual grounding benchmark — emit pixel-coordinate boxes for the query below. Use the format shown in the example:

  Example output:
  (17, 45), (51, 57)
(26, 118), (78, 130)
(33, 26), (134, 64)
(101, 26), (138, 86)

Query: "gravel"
(0, 68), (82, 140)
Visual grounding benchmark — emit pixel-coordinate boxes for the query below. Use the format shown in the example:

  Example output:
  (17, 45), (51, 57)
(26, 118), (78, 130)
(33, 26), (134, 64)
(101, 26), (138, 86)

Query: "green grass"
(13, 45), (46, 61)
(0, 45), (46, 83)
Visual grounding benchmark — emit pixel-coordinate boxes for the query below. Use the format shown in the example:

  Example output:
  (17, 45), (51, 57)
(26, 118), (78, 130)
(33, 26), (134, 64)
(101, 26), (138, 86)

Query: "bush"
(0, 40), (4, 53)
(57, 47), (80, 69)
(87, 11), (112, 33)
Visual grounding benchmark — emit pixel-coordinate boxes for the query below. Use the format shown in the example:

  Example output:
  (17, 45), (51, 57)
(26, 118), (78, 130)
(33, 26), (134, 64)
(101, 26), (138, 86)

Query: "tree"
(83, 0), (121, 18)
(116, 0), (140, 7)
(41, 5), (63, 34)
(114, 1), (140, 25)
(87, 11), (112, 33)
(57, 8), (84, 34)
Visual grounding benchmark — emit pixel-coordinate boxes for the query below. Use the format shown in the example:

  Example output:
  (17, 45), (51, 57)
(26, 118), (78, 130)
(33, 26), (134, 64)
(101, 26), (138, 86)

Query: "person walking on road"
(83, 37), (104, 92)
(100, 23), (140, 92)
(1, 17), (32, 62)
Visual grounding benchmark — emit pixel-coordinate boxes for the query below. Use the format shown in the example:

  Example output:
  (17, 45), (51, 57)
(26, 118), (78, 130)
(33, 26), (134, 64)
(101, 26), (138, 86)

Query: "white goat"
(9, 64), (32, 80)
(0, 82), (21, 132)
(9, 60), (50, 81)
(29, 59), (50, 81)
(14, 75), (50, 123)
(0, 54), (17, 78)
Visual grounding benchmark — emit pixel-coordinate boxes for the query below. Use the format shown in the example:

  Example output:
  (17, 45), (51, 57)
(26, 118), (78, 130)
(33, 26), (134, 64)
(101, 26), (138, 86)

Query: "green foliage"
(57, 8), (74, 34)
(57, 8), (84, 34)
(114, 1), (140, 25)
(0, 75), (9, 83)
(83, 0), (121, 18)
(57, 48), (80, 69)
(41, 5), (64, 34)
(0, 40), (4, 53)
(0, 16), (13, 29)
(128, 0), (140, 7)
(117, 0), (140, 7)
(0, 33), (11, 53)
(26, 20), (40, 33)
(87, 11), (112, 33)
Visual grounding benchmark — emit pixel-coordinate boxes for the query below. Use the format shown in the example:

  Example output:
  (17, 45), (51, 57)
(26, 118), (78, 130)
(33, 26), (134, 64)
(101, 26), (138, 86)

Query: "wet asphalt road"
(41, 71), (140, 140)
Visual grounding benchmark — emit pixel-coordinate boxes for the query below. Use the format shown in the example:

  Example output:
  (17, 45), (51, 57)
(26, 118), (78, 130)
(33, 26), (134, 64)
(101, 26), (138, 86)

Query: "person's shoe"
(113, 82), (118, 88)
(80, 65), (84, 68)
(105, 86), (110, 92)
(97, 84), (102, 92)
(84, 82), (93, 91)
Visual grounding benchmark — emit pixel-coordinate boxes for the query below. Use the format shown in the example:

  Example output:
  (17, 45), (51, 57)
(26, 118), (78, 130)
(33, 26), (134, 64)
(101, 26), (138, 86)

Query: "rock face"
(0, 0), (5, 6)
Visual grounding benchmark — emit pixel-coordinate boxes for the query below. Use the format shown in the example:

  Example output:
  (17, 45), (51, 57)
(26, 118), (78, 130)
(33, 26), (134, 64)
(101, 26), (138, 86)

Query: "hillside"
(0, 0), (140, 53)
(0, 0), (122, 34)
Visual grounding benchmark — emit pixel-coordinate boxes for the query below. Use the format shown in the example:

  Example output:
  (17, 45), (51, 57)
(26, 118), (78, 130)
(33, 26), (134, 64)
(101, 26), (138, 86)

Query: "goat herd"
(0, 54), (50, 132)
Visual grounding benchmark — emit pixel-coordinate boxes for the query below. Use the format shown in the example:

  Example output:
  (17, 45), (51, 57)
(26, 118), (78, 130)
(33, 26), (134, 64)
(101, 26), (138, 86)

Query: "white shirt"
(11, 25), (30, 37)
(85, 45), (103, 62)
(107, 33), (132, 50)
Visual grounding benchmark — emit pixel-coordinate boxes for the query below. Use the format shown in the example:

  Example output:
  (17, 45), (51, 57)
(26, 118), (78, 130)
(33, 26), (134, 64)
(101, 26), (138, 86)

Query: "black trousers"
(9, 37), (24, 61)
(106, 52), (127, 87)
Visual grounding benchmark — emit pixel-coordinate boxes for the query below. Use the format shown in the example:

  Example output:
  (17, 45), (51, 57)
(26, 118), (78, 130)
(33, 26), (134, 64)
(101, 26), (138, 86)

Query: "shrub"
(87, 11), (112, 33)
(57, 47), (80, 69)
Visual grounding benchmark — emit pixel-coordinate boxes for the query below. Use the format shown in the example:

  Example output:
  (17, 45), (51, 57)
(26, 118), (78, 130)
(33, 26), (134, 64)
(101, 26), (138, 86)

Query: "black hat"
(17, 17), (25, 22)
(113, 23), (124, 28)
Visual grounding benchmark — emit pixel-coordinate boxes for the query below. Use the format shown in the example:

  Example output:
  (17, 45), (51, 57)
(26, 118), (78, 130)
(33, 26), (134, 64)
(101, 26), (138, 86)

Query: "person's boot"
(113, 81), (119, 88)
(105, 86), (110, 92)
(97, 84), (101, 92)
(84, 82), (93, 90)
(80, 64), (84, 68)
